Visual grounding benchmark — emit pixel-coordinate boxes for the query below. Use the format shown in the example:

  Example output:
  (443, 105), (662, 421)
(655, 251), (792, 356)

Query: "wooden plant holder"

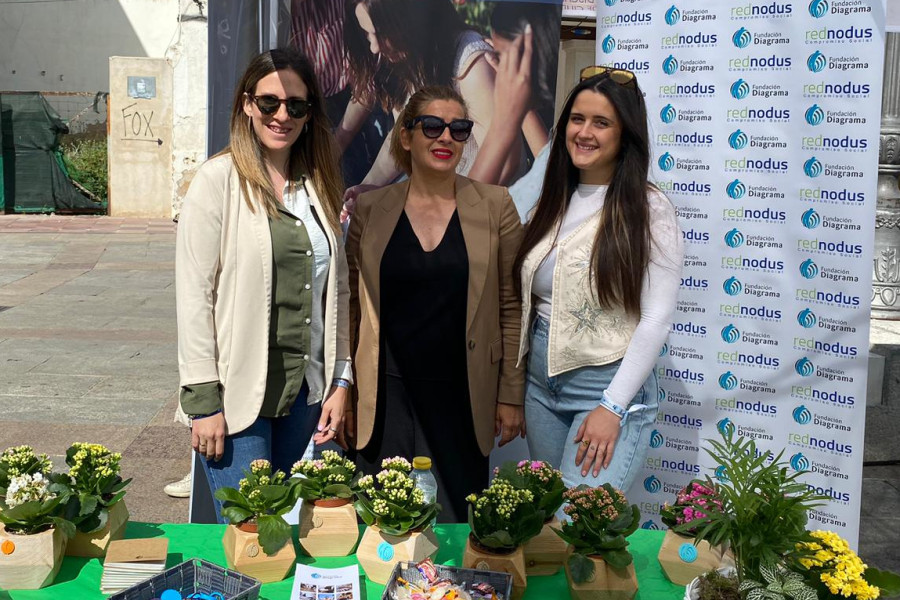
(356, 525), (439, 585)
(298, 498), (359, 557)
(0, 524), (67, 590)
(657, 530), (731, 586)
(66, 499), (129, 558)
(565, 553), (638, 600)
(222, 522), (296, 584)
(462, 537), (527, 600)
(524, 516), (567, 576)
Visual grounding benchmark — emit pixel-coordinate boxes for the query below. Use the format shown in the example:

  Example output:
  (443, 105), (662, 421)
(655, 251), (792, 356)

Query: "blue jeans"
(200, 383), (321, 523)
(524, 316), (658, 510)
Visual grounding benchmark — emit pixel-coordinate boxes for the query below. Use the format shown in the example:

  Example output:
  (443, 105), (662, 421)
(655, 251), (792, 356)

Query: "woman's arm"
(494, 190), (526, 445)
(522, 109), (549, 158)
(334, 98), (372, 154)
(574, 193), (684, 476)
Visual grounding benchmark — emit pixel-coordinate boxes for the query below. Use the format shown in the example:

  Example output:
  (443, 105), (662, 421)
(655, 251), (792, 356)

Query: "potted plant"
(463, 476), (544, 600)
(291, 449), (359, 557)
(0, 445), (74, 590)
(214, 459), (301, 583)
(354, 457), (441, 585)
(494, 460), (567, 576)
(49, 442), (131, 558)
(658, 480), (731, 585)
(682, 429), (827, 600)
(792, 529), (900, 600)
(553, 483), (641, 600)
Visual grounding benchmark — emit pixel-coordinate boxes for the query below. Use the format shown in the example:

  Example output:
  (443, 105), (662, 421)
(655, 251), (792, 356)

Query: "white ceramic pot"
(684, 566), (737, 600)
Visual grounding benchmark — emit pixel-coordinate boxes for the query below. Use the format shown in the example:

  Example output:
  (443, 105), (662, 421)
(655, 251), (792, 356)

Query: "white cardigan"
(174, 154), (352, 435)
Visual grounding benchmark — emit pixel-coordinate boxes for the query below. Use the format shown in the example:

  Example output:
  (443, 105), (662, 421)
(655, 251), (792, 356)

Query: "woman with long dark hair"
(513, 70), (683, 494)
(338, 0), (527, 208)
(176, 49), (352, 521)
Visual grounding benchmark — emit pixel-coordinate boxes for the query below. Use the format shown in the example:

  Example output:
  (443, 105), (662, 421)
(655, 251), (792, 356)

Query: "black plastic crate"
(381, 561), (513, 600)
(108, 558), (261, 600)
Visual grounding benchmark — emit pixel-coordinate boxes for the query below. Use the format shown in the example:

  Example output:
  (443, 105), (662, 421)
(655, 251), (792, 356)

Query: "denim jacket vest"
(516, 210), (638, 377)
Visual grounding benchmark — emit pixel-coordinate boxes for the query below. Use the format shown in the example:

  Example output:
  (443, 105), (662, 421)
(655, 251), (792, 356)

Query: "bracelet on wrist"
(332, 378), (351, 389)
(190, 409), (222, 421)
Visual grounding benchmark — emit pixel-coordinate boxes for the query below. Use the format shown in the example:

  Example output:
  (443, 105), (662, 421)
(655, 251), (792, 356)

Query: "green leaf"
(256, 514), (291, 556)
(221, 506), (254, 524)
(50, 516), (76, 539)
(568, 553), (595, 584)
(78, 493), (99, 517)
(865, 567), (900, 597)
(214, 487), (247, 505)
(603, 548), (633, 569)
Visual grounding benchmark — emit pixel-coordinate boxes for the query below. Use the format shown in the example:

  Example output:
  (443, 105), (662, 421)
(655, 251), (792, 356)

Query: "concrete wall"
(108, 57), (173, 217)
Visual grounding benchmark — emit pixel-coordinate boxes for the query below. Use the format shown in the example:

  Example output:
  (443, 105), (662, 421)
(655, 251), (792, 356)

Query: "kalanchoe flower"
(354, 457), (439, 536)
(5, 472), (54, 508)
(0, 445), (52, 497)
(796, 530), (881, 600)
(659, 480), (722, 536)
(466, 476), (544, 551)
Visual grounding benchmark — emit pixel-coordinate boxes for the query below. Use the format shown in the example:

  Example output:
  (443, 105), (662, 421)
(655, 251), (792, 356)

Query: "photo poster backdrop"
(289, 0), (563, 191)
(595, 0), (885, 546)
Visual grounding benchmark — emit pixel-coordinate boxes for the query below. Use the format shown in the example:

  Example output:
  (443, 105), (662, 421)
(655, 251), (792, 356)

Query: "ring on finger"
(581, 440), (590, 447)
(328, 427), (337, 433)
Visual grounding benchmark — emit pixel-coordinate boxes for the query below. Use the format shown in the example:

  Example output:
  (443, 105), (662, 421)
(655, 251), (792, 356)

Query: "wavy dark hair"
(344, 0), (468, 111)
(489, 2), (560, 120)
(513, 74), (652, 316)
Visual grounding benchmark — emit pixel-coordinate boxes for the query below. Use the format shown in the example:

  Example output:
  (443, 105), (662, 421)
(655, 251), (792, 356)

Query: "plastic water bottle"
(411, 456), (438, 525)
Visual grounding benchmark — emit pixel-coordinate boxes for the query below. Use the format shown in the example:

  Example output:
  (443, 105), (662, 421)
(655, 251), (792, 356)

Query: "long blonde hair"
(225, 49), (343, 230)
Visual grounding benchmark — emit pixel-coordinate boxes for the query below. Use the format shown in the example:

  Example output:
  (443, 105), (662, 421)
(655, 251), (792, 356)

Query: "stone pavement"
(0, 214), (896, 572)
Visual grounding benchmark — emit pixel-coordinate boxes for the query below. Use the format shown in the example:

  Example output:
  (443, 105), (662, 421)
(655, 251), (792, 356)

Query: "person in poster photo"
(338, 0), (560, 213)
(345, 86), (525, 522)
(513, 70), (683, 500)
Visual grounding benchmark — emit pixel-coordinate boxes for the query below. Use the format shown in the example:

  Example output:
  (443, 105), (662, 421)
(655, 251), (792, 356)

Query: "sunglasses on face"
(406, 115), (474, 142)
(247, 94), (312, 119)
(579, 66), (637, 88)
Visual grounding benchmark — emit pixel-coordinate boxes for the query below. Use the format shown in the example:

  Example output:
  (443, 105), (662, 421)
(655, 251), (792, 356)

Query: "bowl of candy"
(382, 558), (512, 600)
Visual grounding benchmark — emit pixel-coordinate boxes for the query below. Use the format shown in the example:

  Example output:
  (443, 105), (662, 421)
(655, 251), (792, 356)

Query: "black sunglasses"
(406, 115), (474, 142)
(247, 94), (312, 119)
(579, 65), (637, 88)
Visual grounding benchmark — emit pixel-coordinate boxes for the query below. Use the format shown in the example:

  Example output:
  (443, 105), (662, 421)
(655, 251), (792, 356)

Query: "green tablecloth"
(2, 523), (685, 600)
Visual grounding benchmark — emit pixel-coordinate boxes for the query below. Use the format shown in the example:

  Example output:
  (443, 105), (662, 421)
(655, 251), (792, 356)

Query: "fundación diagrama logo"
(719, 371), (738, 391)
(715, 466), (730, 483)
(717, 418), (736, 437)
(728, 129), (749, 150)
(809, 0), (829, 18)
(604, 0), (618, 5)
(665, 5), (681, 25)
(798, 308), (818, 328)
(731, 79), (750, 100)
(790, 452), (811, 471)
(733, 27), (752, 48)
(801, 208), (821, 229)
(658, 152), (675, 171)
(723, 276), (743, 296)
(721, 324), (741, 343)
(795, 357), (815, 377)
(641, 520), (660, 530)
(806, 104), (825, 126)
(804, 157), (823, 177)
(807, 51), (827, 73)
(602, 35), (616, 54)
(727, 179), (746, 199)
(658, 387), (666, 403)
(663, 55), (679, 75)
(659, 343), (669, 357)
(800, 258), (819, 279)
(660, 104), (677, 123)
(793, 405), (813, 425)
(650, 429), (664, 448)
(643, 475), (662, 493)
(724, 228), (745, 248)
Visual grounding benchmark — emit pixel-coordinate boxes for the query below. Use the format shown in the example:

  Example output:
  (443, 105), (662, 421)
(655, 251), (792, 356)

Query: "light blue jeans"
(200, 383), (321, 523)
(524, 316), (658, 510)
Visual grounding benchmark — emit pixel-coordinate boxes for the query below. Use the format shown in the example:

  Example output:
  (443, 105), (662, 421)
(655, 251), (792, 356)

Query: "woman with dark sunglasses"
(512, 71), (683, 503)
(345, 86), (525, 522)
(175, 49), (352, 521)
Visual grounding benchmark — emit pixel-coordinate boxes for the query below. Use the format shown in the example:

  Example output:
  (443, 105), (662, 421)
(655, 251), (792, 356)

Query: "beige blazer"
(346, 176), (525, 457)
(174, 154), (352, 435)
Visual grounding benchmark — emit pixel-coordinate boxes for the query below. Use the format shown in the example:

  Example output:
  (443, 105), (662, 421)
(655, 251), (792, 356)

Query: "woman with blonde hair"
(176, 48), (352, 521)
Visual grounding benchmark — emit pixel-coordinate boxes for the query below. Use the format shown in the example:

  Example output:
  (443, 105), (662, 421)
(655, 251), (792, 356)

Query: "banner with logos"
(596, 0), (884, 546)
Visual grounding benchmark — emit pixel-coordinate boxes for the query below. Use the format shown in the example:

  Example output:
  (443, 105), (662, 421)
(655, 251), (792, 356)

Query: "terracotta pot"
(462, 536), (527, 600)
(298, 498), (359, 557)
(524, 515), (567, 576)
(0, 524), (67, 590)
(658, 530), (731, 586)
(222, 522), (295, 583)
(66, 499), (129, 558)
(356, 524), (439, 585)
(237, 521), (258, 533)
(565, 553), (638, 600)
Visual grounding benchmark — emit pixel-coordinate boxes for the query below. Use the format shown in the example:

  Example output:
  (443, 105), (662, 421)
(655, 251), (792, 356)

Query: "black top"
(380, 209), (469, 381)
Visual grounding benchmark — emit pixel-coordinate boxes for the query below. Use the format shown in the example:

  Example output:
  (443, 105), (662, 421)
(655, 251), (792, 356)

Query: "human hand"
(341, 184), (378, 223)
(495, 403), (526, 447)
(192, 413), (226, 461)
(314, 386), (347, 445)
(486, 24), (533, 127)
(573, 406), (622, 477)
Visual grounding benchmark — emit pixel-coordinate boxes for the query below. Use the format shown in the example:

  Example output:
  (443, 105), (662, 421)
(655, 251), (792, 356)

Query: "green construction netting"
(0, 92), (102, 213)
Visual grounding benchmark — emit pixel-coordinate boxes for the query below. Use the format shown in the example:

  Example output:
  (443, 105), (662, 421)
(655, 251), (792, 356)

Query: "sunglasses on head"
(406, 115), (474, 142)
(579, 65), (637, 88)
(247, 94), (312, 119)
